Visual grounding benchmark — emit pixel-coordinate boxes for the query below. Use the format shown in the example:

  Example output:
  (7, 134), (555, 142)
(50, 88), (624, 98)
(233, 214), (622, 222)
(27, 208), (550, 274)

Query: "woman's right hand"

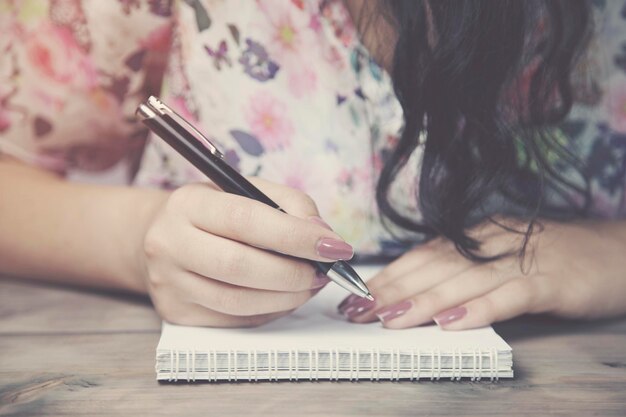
(138, 177), (353, 327)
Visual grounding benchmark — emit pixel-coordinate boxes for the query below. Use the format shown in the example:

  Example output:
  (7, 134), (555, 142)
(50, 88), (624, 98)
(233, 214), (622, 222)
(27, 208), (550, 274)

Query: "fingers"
(335, 217), (548, 332)
(364, 240), (447, 293)
(336, 239), (532, 330)
(434, 278), (535, 330)
(173, 184), (353, 262)
(343, 248), (474, 324)
(365, 244), (468, 298)
(145, 179), (339, 329)
(153, 295), (291, 328)
(178, 270), (316, 316)
(372, 265), (514, 329)
(167, 225), (326, 292)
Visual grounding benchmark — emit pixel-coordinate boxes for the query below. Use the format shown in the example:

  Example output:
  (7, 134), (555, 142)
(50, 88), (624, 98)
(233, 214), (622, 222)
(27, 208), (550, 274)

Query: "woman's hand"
(139, 178), (353, 328)
(338, 218), (626, 330)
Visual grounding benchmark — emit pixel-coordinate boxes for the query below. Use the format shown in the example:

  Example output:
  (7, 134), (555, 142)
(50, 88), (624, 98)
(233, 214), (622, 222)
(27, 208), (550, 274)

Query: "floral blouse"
(1, 0), (626, 256)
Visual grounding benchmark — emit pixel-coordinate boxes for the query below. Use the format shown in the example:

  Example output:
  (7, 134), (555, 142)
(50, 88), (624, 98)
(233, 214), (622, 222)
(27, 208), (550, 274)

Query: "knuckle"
(147, 271), (166, 288)
(297, 192), (318, 213)
(167, 185), (196, 211)
(284, 190), (318, 217)
(143, 228), (168, 260)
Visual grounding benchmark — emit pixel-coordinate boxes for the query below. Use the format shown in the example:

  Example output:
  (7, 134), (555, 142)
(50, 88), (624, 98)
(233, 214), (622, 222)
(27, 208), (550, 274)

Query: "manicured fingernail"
(376, 300), (413, 324)
(316, 238), (353, 260)
(337, 294), (358, 312)
(433, 306), (467, 327)
(308, 215), (333, 230)
(312, 273), (331, 288)
(339, 295), (376, 319)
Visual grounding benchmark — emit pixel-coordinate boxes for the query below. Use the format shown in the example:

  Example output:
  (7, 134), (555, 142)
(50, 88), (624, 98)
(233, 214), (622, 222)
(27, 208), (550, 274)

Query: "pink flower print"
(605, 77), (626, 134)
(321, 44), (345, 71)
(246, 93), (293, 150)
(24, 22), (97, 89)
(288, 66), (317, 98)
(256, 0), (312, 65)
(290, 0), (305, 10)
(320, 0), (357, 48)
(309, 14), (322, 33)
(259, 151), (337, 216)
(267, 158), (310, 192)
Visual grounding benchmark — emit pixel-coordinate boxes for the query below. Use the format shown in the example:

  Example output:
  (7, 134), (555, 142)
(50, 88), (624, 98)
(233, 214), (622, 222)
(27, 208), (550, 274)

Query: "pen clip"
(143, 96), (224, 159)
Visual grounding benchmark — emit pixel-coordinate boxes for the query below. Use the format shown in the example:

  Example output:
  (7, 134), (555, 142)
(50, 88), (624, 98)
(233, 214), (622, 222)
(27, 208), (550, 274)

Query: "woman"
(1, 0), (625, 330)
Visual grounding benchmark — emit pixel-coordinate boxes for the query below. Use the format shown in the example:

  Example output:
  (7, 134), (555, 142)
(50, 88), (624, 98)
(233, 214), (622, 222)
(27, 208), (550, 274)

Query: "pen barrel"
(314, 261), (333, 274)
(143, 116), (279, 208)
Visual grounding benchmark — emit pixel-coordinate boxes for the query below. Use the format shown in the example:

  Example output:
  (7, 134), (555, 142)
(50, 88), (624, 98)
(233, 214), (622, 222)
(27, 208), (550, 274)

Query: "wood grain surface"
(1, 277), (625, 417)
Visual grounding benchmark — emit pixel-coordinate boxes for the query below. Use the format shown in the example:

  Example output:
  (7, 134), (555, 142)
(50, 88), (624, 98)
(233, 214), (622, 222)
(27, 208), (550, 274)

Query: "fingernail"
(316, 238), (353, 260)
(308, 215), (333, 230)
(339, 295), (377, 319)
(337, 294), (359, 312)
(376, 300), (413, 324)
(433, 306), (467, 327)
(312, 273), (331, 288)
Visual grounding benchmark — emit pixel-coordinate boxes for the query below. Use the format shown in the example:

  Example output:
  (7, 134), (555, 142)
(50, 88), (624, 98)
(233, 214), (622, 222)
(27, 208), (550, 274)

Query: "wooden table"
(1, 277), (625, 417)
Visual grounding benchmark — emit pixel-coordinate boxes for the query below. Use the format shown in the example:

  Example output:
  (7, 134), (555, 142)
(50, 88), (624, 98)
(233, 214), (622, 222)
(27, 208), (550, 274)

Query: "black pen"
(136, 96), (372, 300)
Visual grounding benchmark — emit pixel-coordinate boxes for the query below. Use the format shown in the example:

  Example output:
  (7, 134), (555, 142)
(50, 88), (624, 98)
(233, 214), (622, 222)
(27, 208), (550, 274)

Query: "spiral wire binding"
(163, 347), (502, 382)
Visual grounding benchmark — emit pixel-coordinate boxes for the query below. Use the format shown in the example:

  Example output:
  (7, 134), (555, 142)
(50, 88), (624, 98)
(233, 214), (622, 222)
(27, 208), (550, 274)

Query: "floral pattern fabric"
(1, 0), (626, 256)
(0, 0), (172, 173)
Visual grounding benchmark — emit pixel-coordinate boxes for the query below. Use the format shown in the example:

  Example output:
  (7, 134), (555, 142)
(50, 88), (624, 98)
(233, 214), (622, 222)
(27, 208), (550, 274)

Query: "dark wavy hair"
(373, 0), (592, 260)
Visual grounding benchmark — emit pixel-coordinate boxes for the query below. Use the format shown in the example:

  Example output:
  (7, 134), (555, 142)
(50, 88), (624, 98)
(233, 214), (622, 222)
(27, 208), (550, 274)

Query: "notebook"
(156, 265), (513, 382)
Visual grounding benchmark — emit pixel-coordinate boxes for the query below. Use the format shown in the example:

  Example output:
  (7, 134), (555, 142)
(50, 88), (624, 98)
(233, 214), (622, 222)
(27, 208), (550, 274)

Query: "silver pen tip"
(365, 293), (374, 301)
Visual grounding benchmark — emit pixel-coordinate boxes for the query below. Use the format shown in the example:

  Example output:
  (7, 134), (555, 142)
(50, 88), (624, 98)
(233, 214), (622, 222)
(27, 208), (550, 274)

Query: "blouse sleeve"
(559, 0), (626, 218)
(0, 0), (173, 173)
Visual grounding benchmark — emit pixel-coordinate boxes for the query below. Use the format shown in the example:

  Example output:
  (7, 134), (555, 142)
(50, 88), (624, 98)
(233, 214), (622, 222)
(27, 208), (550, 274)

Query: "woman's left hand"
(338, 218), (626, 330)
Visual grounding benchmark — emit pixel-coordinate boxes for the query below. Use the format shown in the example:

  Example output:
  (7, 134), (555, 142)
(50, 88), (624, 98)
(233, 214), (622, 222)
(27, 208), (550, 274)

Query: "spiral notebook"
(156, 266), (513, 382)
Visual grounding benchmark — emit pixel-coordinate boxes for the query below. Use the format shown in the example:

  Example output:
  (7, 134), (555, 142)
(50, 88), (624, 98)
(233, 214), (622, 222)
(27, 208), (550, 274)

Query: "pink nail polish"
(340, 296), (377, 319)
(376, 300), (413, 323)
(433, 306), (467, 327)
(312, 273), (331, 289)
(316, 238), (354, 260)
(308, 216), (333, 230)
(337, 294), (359, 312)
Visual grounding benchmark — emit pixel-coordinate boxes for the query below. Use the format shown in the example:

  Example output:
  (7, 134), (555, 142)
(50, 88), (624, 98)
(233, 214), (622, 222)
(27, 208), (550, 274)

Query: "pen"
(136, 96), (373, 300)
